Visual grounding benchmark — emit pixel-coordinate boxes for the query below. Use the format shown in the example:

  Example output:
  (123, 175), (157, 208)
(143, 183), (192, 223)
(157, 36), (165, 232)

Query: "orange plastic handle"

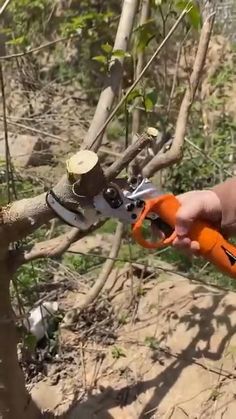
(132, 194), (236, 279)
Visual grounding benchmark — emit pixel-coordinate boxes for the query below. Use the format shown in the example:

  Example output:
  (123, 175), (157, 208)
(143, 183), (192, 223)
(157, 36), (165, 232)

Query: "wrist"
(206, 190), (222, 223)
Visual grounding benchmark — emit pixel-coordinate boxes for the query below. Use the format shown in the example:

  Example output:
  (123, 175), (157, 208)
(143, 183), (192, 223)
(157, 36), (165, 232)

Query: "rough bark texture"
(0, 262), (41, 419)
(0, 134), (151, 250)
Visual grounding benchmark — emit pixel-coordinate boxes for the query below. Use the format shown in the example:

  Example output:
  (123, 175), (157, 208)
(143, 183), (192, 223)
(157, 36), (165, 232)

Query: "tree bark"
(83, 0), (139, 151)
(0, 261), (41, 419)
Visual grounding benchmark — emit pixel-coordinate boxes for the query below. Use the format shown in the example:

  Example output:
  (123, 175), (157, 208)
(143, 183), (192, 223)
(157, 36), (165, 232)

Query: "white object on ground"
(23, 301), (59, 341)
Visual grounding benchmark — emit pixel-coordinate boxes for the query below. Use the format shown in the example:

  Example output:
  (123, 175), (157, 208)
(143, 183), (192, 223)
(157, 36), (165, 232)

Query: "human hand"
(172, 190), (222, 254)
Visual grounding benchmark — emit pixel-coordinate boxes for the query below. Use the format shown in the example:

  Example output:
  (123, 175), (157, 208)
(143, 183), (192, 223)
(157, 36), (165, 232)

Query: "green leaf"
(101, 42), (113, 54)
(155, 0), (163, 4)
(134, 19), (156, 52)
(24, 333), (37, 351)
(112, 49), (131, 59)
(144, 88), (158, 111)
(145, 336), (160, 350)
(92, 55), (107, 65)
(175, 0), (202, 29)
(7, 35), (26, 46)
(144, 96), (154, 111)
(127, 88), (143, 103)
(111, 346), (126, 359)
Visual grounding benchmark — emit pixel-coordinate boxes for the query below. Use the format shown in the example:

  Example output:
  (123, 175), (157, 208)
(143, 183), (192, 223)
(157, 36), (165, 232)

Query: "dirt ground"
(28, 255), (236, 419)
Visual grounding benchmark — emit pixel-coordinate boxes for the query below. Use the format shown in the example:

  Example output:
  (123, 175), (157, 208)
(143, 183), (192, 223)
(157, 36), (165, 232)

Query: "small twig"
(89, 352), (105, 389)
(167, 30), (190, 115)
(65, 249), (236, 294)
(0, 0), (11, 16)
(12, 279), (30, 330)
(80, 343), (87, 390)
(88, 6), (190, 151)
(0, 63), (10, 202)
(0, 118), (68, 143)
(185, 137), (232, 177)
(47, 219), (56, 240)
(0, 116), (125, 159)
(0, 33), (81, 61)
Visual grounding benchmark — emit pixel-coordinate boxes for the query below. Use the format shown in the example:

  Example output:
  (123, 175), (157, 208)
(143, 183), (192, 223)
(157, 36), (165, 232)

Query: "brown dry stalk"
(76, 222), (123, 310)
(63, 222), (123, 323)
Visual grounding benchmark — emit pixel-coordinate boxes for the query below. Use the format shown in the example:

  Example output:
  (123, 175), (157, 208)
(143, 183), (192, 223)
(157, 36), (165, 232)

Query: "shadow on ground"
(45, 282), (236, 419)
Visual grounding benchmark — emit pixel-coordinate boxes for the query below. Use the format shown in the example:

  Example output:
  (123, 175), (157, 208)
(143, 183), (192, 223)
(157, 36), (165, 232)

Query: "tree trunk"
(0, 260), (41, 419)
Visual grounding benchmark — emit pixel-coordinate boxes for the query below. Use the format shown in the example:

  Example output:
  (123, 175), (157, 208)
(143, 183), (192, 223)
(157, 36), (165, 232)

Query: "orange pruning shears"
(46, 175), (236, 279)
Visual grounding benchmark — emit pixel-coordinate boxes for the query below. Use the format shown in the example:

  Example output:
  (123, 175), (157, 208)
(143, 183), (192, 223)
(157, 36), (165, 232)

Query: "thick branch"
(1, 133), (150, 252)
(0, 193), (53, 250)
(142, 13), (215, 178)
(0, 261), (40, 418)
(12, 220), (106, 268)
(83, 0), (138, 151)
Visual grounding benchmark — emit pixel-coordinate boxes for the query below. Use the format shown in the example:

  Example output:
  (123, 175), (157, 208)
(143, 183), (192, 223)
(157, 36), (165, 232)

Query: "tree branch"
(63, 222), (123, 325)
(10, 220), (106, 269)
(105, 131), (152, 180)
(142, 12), (215, 178)
(85, 6), (189, 152)
(83, 0), (139, 151)
(1, 133), (151, 253)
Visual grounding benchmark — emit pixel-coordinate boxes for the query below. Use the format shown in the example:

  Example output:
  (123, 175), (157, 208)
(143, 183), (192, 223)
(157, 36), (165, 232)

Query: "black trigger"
(152, 218), (174, 237)
(221, 246), (236, 266)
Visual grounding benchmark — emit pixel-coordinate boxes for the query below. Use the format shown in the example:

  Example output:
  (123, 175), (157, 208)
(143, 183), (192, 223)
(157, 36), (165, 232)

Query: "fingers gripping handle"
(132, 194), (236, 279)
(131, 194), (178, 249)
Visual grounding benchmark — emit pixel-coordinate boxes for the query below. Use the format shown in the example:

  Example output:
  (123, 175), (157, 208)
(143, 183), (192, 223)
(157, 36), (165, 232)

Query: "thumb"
(175, 198), (204, 236)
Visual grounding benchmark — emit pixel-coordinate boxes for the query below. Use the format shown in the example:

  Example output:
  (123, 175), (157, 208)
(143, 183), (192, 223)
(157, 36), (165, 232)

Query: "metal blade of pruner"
(93, 176), (163, 224)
